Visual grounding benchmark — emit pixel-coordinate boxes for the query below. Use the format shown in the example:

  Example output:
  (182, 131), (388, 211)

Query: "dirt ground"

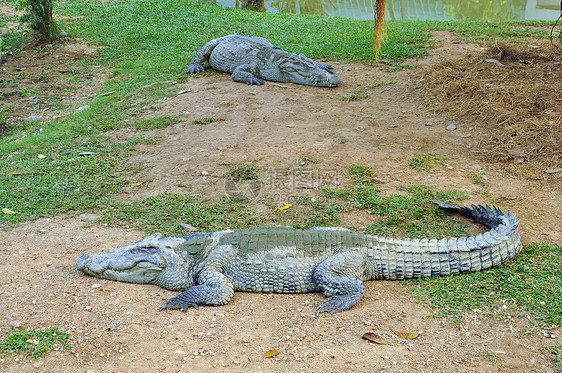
(1, 30), (561, 372)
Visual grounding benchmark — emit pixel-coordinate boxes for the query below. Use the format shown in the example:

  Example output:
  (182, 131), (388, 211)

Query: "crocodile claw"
(160, 297), (199, 312)
(246, 77), (264, 86)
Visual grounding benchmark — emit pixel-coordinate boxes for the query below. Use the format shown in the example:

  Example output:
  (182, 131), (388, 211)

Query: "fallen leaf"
(2, 208), (16, 215)
(361, 332), (389, 345)
(37, 154), (47, 159)
(394, 331), (420, 339)
(278, 204), (292, 211)
(130, 182), (145, 187)
(265, 349), (279, 358)
(285, 123), (295, 128)
(8, 170), (25, 176)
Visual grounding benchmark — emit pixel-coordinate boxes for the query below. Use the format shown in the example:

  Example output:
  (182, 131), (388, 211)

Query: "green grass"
(225, 163), (259, 182)
(191, 117), (218, 125)
(408, 154), (444, 173)
(98, 193), (263, 236)
(1, 327), (71, 359)
(408, 243), (562, 327)
(542, 341), (562, 373)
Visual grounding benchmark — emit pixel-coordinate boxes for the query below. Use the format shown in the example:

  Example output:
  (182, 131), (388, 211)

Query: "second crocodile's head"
(276, 54), (340, 87)
(75, 233), (195, 291)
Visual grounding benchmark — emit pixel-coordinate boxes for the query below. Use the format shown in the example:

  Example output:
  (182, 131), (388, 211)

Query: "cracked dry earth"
(1, 33), (561, 372)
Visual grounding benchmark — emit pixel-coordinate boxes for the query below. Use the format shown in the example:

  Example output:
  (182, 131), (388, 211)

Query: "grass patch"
(296, 154), (321, 166)
(1, 327), (71, 359)
(191, 117), (218, 125)
(99, 193), (263, 236)
(408, 154), (443, 173)
(225, 163), (258, 182)
(339, 87), (369, 102)
(408, 243), (562, 326)
(541, 341), (562, 373)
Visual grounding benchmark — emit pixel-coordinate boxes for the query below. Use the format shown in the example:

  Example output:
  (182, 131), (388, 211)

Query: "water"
(215, 0), (561, 21)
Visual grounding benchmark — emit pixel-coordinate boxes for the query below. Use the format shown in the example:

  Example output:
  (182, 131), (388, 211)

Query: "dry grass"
(422, 41), (561, 177)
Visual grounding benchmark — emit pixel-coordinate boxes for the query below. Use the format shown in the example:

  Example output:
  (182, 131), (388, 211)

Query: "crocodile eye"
(130, 247), (158, 255)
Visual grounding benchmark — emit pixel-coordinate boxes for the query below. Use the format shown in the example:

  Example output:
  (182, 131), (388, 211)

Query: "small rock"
(8, 320), (22, 328)
(75, 105), (90, 113)
(461, 133), (471, 138)
(201, 170), (210, 176)
(446, 124), (457, 131)
(485, 58), (504, 67)
(425, 121), (433, 126)
(25, 115), (42, 122)
(91, 283), (103, 289)
(390, 123), (398, 128)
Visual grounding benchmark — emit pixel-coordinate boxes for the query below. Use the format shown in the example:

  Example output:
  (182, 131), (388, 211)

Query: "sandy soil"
(1, 32), (561, 372)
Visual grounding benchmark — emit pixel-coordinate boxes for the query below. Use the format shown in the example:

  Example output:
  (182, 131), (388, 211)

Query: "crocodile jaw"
(76, 233), (186, 284)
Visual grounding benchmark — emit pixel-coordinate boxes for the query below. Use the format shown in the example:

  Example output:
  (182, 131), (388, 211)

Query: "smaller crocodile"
(186, 34), (340, 87)
(76, 201), (522, 314)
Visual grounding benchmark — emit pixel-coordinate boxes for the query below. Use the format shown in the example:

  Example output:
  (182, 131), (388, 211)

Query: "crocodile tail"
(431, 200), (519, 232)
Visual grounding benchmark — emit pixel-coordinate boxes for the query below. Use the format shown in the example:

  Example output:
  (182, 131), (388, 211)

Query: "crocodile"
(75, 201), (522, 314)
(186, 34), (340, 87)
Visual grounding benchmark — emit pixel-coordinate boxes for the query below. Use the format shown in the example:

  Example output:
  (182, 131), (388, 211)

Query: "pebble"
(425, 121), (433, 126)
(446, 124), (457, 131)
(8, 320), (22, 328)
(75, 105), (90, 113)
(25, 115), (42, 122)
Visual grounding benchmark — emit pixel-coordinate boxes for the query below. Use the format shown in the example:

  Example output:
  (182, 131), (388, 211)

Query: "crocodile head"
(76, 233), (194, 291)
(277, 54), (340, 87)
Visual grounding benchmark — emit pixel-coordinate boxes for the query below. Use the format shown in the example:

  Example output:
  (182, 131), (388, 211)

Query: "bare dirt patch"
(1, 32), (561, 372)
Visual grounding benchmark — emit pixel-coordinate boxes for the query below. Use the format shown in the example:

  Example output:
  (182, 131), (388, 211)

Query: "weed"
(470, 171), (488, 185)
(132, 116), (180, 130)
(481, 350), (497, 365)
(339, 87), (369, 102)
(192, 117), (218, 125)
(1, 327), (71, 359)
(347, 164), (374, 184)
(296, 155), (321, 166)
(408, 154), (443, 173)
(0, 30), (27, 57)
(225, 163), (258, 182)
(337, 136), (347, 144)
(541, 341), (562, 373)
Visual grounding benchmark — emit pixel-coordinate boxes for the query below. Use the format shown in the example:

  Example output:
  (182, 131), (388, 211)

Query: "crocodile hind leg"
(160, 272), (234, 312)
(313, 250), (367, 314)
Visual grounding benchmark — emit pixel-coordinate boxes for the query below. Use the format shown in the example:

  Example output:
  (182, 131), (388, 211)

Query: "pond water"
(214, 0), (561, 21)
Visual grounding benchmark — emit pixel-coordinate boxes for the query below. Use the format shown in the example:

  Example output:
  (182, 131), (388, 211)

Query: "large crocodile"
(186, 34), (340, 87)
(76, 201), (522, 314)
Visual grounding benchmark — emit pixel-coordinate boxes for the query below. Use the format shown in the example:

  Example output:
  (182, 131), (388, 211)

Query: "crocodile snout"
(75, 254), (91, 270)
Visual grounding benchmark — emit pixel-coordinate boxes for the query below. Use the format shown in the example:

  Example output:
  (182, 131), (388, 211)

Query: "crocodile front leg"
(313, 250), (367, 314)
(231, 64), (264, 85)
(160, 272), (234, 312)
(187, 36), (229, 74)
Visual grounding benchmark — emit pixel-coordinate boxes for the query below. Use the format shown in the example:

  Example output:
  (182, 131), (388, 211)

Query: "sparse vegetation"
(192, 117), (218, 125)
(225, 163), (259, 182)
(1, 327), (70, 359)
(296, 154), (321, 166)
(408, 154), (443, 173)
